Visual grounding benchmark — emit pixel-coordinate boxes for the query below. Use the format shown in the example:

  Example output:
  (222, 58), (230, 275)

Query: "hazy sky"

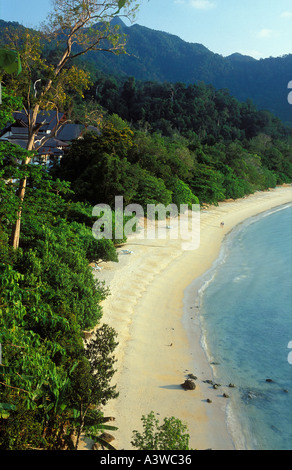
(0, 0), (291, 59)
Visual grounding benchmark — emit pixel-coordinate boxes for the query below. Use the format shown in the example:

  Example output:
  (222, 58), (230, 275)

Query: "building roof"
(0, 110), (84, 159)
(36, 138), (69, 149)
(4, 139), (27, 149)
(57, 123), (82, 141)
(13, 110), (65, 132)
(10, 127), (29, 135)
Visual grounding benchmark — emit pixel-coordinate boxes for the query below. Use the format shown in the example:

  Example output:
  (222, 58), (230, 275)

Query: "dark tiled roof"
(5, 139), (27, 149)
(1, 110), (98, 159)
(10, 127), (29, 135)
(13, 110), (65, 131)
(36, 138), (69, 148)
(57, 124), (82, 141)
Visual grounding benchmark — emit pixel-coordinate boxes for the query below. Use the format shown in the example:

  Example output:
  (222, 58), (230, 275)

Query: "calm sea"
(197, 203), (292, 450)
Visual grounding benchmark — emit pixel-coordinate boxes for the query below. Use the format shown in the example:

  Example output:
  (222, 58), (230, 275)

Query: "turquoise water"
(198, 203), (292, 450)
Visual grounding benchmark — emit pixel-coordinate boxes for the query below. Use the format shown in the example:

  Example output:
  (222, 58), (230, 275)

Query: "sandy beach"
(92, 186), (292, 451)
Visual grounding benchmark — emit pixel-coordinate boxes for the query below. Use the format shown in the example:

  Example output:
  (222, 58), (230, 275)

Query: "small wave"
(226, 402), (249, 450)
(261, 202), (292, 218)
(198, 272), (217, 297)
(233, 274), (248, 283)
(199, 327), (213, 365)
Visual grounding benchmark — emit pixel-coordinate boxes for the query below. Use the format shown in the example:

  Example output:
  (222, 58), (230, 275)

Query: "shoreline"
(182, 201), (292, 451)
(93, 186), (292, 451)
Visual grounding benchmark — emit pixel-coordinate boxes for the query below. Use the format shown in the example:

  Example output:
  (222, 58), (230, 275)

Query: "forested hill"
(83, 19), (292, 126)
(0, 18), (291, 125)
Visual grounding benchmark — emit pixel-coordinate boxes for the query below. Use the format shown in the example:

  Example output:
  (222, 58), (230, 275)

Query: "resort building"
(0, 110), (91, 168)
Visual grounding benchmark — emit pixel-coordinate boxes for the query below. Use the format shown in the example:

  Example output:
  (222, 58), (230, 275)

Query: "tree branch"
(0, 380), (30, 394)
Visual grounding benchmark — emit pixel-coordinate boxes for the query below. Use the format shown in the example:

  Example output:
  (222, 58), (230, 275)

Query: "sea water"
(198, 203), (292, 450)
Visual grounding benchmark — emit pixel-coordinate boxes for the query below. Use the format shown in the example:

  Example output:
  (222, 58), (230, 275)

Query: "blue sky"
(0, 0), (291, 58)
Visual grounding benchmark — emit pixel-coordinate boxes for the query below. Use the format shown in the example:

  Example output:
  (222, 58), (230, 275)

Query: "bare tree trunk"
(10, 178), (27, 249)
(9, 129), (36, 249)
(8, 1), (130, 250)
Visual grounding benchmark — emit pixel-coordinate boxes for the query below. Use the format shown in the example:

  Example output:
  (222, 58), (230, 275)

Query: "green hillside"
(1, 18), (291, 124)
(83, 19), (292, 125)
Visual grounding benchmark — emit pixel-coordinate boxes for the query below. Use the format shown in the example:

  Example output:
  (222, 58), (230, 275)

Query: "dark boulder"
(204, 379), (214, 385)
(181, 379), (196, 391)
(213, 383), (221, 389)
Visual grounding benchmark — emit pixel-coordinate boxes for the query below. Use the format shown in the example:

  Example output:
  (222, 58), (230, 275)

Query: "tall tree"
(3, 0), (140, 249)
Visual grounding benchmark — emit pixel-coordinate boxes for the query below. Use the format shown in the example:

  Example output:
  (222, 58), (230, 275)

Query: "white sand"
(93, 186), (292, 451)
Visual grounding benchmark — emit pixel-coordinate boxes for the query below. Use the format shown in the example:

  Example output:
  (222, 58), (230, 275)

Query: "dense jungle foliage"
(64, 75), (292, 208)
(0, 17), (291, 449)
(75, 18), (292, 125)
(0, 88), (121, 450)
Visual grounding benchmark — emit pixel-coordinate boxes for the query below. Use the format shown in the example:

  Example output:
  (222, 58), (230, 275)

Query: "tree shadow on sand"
(159, 384), (183, 390)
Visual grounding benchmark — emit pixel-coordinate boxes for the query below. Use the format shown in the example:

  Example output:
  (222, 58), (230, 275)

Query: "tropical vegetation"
(0, 0), (291, 451)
